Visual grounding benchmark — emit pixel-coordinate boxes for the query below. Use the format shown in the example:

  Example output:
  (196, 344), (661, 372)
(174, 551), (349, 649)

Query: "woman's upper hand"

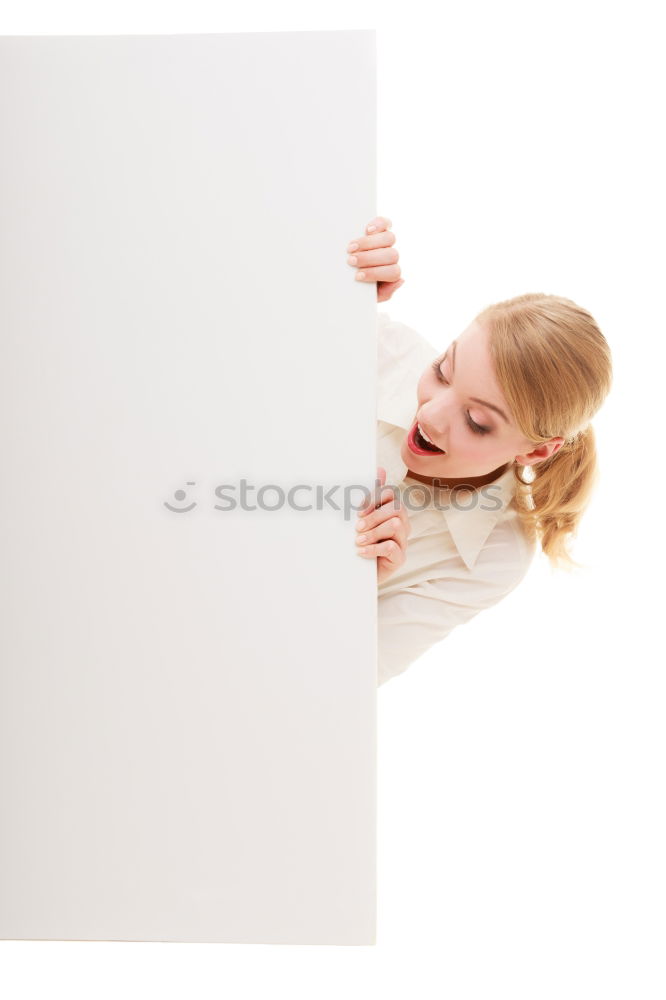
(355, 466), (411, 584)
(346, 217), (404, 303)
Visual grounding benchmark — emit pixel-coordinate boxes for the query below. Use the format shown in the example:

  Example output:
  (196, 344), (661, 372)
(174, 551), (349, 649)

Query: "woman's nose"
(423, 399), (451, 430)
(420, 408), (449, 447)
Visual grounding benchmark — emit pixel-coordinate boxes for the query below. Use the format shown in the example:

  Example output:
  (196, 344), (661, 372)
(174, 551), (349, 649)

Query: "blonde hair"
(475, 293), (613, 572)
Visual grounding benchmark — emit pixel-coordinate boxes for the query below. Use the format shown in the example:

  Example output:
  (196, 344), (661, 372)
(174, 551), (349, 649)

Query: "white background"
(1, 1), (664, 998)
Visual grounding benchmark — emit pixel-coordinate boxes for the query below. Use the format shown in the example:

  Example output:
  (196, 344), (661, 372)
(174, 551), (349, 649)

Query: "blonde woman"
(348, 217), (613, 686)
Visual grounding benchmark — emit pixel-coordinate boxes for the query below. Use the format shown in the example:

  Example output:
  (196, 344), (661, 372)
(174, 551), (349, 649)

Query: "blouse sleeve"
(376, 520), (535, 686)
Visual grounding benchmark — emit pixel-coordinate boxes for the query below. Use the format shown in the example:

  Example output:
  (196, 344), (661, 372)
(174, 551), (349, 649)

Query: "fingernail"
(347, 242), (359, 251)
(367, 225), (376, 233)
(356, 535), (367, 544)
(355, 271), (365, 280)
(347, 254), (358, 265)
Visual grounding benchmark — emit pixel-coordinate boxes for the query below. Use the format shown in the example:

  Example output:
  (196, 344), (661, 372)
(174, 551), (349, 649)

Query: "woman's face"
(399, 318), (562, 480)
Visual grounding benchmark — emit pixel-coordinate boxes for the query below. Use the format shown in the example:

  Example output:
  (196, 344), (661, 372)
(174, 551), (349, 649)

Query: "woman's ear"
(515, 437), (565, 467)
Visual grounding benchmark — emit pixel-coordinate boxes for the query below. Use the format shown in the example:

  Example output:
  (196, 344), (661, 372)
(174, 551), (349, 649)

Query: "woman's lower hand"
(355, 467), (411, 584)
(346, 217), (404, 303)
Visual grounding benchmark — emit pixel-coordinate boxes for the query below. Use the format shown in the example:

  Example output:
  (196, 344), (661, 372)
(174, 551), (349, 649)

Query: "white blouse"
(375, 311), (537, 686)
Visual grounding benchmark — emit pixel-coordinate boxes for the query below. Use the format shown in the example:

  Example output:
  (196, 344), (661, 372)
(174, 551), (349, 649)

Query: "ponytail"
(512, 424), (599, 571)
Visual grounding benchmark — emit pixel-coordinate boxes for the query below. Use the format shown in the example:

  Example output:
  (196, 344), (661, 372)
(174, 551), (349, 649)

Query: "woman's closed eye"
(431, 358), (492, 436)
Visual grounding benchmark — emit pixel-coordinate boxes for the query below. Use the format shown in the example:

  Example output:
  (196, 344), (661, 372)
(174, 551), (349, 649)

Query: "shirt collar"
(377, 390), (517, 572)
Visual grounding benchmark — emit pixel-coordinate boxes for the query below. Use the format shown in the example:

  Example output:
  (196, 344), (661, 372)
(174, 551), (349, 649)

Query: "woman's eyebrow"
(448, 339), (510, 424)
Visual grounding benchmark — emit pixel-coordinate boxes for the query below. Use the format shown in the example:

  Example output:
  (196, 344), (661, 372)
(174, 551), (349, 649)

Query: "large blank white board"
(0, 31), (378, 944)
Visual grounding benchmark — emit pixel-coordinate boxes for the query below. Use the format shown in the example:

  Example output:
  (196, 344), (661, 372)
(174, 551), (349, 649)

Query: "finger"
(356, 515), (408, 549)
(357, 492), (396, 521)
(356, 502), (404, 540)
(346, 247), (399, 269)
(357, 485), (397, 518)
(347, 230), (396, 253)
(358, 467), (386, 512)
(357, 493), (408, 535)
(357, 538), (402, 560)
(366, 217), (392, 233)
(355, 264), (402, 283)
(356, 489), (403, 528)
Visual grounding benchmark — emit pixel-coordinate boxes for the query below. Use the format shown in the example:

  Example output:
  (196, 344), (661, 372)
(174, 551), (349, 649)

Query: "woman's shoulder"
(377, 311), (439, 366)
(413, 512), (535, 614)
(474, 505), (537, 591)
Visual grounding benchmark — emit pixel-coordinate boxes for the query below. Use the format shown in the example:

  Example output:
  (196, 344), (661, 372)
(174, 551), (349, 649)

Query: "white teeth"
(418, 422), (435, 445)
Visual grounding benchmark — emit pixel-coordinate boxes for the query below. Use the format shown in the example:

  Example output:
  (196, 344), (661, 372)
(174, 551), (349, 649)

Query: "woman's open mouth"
(407, 420), (446, 456)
